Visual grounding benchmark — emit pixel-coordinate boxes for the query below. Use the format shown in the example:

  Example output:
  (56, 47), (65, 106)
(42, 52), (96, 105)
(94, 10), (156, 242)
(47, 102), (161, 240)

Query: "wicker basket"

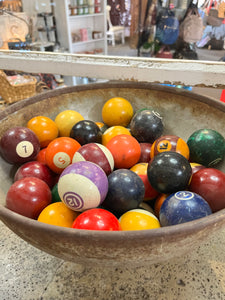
(0, 70), (37, 104)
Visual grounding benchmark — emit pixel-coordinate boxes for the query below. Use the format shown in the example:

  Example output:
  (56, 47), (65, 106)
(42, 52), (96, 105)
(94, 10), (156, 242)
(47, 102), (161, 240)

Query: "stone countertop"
(1, 219), (225, 300)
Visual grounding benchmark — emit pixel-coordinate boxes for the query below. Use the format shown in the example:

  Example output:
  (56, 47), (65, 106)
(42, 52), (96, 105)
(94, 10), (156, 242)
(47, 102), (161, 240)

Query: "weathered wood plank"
(0, 50), (224, 88)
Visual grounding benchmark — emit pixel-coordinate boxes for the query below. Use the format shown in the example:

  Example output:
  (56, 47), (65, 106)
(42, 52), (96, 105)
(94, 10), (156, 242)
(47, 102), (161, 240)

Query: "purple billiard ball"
(159, 191), (212, 226)
(0, 126), (40, 164)
(58, 161), (108, 212)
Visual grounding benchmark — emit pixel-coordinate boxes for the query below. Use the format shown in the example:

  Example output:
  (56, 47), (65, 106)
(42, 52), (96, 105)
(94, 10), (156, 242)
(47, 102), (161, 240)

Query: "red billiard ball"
(72, 208), (121, 231)
(6, 177), (52, 219)
(14, 161), (56, 189)
(72, 143), (114, 175)
(106, 134), (141, 169)
(189, 168), (225, 212)
(0, 126), (40, 164)
(36, 148), (47, 165)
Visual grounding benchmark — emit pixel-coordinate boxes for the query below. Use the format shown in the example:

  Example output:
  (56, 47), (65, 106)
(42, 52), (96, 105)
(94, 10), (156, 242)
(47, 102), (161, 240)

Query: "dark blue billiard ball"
(159, 191), (212, 226)
(101, 169), (145, 217)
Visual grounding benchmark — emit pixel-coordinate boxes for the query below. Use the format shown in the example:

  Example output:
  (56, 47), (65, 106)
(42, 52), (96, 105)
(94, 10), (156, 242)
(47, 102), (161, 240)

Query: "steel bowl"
(0, 81), (225, 266)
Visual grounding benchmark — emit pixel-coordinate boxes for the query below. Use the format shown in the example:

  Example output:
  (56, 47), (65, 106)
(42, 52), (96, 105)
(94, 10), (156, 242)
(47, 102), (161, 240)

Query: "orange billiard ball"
(150, 135), (190, 160)
(45, 137), (81, 174)
(27, 116), (59, 148)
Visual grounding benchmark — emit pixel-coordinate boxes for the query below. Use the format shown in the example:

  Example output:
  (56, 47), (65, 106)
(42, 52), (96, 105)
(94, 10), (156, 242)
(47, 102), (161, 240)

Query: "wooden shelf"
(72, 38), (105, 46)
(69, 13), (104, 19)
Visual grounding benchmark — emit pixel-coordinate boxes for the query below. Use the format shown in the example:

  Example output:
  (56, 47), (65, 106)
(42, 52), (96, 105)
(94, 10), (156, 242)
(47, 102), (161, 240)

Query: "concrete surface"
(1, 219), (225, 300)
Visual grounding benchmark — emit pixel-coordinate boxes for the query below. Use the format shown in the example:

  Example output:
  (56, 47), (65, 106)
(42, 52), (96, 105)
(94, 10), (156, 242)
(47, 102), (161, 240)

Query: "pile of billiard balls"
(1, 96), (225, 231)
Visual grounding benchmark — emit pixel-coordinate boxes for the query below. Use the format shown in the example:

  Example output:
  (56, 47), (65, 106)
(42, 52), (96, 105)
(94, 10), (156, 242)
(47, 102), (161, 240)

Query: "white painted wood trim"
(0, 50), (224, 88)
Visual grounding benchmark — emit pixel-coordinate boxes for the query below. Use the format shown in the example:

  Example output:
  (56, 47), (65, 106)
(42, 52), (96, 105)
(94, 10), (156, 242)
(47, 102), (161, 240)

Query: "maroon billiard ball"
(72, 143), (114, 175)
(138, 143), (152, 163)
(0, 126), (40, 164)
(6, 177), (52, 219)
(189, 168), (225, 212)
(14, 161), (56, 189)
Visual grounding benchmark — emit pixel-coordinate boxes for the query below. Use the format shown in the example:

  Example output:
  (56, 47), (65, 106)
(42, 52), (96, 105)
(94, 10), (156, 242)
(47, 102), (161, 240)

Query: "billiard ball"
(187, 129), (225, 167)
(129, 109), (164, 143)
(154, 193), (169, 218)
(6, 177), (52, 219)
(36, 148), (47, 165)
(95, 122), (108, 134)
(159, 191), (212, 226)
(55, 110), (84, 137)
(45, 137), (81, 174)
(130, 163), (159, 201)
(189, 168), (225, 212)
(102, 125), (131, 146)
(51, 183), (61, 203)
(38, 202), (79, 227)
(190, 162), (206, 175)
(70, 120), (102, 145)
(150, 135), (190, 160)
(72, 143), (114, 175)
(72, 208), (121, 231)
(147, 151), (192, 194)
(14, 161), (56, 188)
(27, 116), (59, 148)
(106, 134), (141, 169)
(0, 126), (40, 164)
(119, 209), (160, 231)
(101, 169), (145, 216)
(138, 201), (155, 214)
(138, 143), (152, 163)
(102, 97), (133, 127)
(58, 161), (108, 212)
